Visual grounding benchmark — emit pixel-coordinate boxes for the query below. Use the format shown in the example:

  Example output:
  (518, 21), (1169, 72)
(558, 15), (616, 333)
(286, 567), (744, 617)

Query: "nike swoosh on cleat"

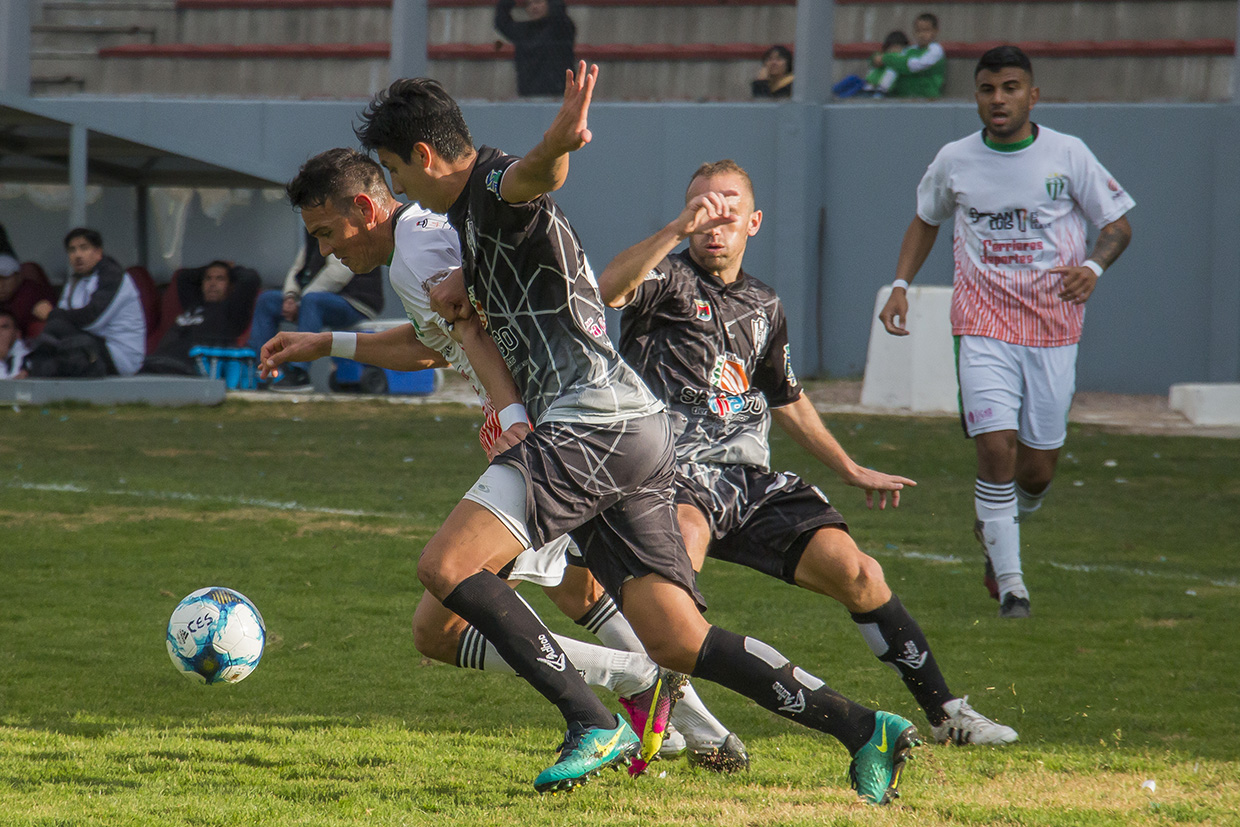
(876, 724), (890, 754)
(592, 730), (624, 759)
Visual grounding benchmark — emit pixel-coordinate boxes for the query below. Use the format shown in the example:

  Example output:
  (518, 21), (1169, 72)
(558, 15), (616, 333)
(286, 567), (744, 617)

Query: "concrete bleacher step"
(0, 377), (227, 407)
(1168, 383), (1240, 426)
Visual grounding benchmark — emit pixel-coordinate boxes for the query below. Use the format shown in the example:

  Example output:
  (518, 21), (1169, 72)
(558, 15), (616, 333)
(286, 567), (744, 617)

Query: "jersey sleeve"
(915, 147), (956, 226)
(621, 255), (676, 337)
(752, 301), (802, 408)
(1068, 138), (1135, 228)
(476, 151), (541, 231)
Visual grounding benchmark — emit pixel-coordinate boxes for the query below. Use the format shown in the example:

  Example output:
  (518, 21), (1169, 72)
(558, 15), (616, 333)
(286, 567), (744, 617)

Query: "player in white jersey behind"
(259, 147), (744, 771)
(878, 46), (1134, 618)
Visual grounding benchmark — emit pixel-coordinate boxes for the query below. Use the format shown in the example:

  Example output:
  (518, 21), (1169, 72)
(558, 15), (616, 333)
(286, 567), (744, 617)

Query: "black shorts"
(496, 411), (705, 611)
(675, 461), (848, 584)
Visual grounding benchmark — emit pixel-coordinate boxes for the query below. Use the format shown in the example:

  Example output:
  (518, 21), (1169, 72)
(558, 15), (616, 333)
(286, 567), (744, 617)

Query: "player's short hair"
(204, 260), (232, 275)
(63, 227), (102, 250)
(762, 44), (793, 73)
(688, 160), (756, 208)
(975, 45), (1033, 79)
(355, 78), (473, 164)
(287, 148), (392, 212)
(883, 30), (910, 51)
(915, 12), (938, 29)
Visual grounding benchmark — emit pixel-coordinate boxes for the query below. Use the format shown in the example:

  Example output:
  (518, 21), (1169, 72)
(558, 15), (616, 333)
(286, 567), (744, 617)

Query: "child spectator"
(0, 254), (56, 340)
(863, 30), (912, 96)
(752, 45), (794, 98)
(0, 309), (29, 379)
(874, 13), (946, 99)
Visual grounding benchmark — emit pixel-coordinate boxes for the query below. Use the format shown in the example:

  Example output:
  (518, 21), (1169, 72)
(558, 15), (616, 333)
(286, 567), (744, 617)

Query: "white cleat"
(932, 696), (1019, 745)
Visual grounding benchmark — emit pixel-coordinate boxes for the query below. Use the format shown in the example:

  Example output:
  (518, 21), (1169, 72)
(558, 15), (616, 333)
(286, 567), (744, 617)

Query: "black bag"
(24, 332), (111, 378)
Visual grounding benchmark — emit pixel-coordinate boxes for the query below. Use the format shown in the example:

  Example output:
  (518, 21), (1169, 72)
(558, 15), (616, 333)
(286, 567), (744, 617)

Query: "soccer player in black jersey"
(598, 159), (1019, 748)
(356, 64), (920, 804)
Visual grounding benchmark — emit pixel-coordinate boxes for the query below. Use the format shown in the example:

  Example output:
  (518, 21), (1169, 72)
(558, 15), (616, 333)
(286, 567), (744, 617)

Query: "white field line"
(11, 480), (1237, 589)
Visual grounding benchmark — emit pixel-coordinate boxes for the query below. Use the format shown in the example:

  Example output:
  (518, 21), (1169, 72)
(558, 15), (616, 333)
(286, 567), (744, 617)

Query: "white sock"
(457, 626), (657, 698)
(975, 479), (1028, 599)
(1015, 482), (1049, 521)
(669, 681), (732, 750)
(577, 594), (645, 654)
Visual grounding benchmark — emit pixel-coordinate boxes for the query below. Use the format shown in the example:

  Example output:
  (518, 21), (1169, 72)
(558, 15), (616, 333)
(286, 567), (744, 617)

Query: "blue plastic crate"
(189, 346), (257, 390)
(330, 357), (439, 395)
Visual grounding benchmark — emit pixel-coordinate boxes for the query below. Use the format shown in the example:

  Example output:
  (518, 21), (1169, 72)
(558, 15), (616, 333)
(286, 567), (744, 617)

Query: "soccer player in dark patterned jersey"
(356, 64), (920, 804)
(598, 159), (1019, 748)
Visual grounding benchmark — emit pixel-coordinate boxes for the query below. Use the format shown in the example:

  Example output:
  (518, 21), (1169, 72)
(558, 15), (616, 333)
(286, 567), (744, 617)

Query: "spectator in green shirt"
(874, 13), (946, 99)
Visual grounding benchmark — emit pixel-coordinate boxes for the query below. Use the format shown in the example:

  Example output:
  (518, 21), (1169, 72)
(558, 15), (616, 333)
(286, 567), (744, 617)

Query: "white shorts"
(956, 335), (1078, 450)
(462, 463), (573, 587)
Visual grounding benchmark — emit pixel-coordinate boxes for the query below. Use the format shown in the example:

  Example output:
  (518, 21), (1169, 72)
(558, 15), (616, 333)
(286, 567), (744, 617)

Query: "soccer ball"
(166, 587), (266, 685)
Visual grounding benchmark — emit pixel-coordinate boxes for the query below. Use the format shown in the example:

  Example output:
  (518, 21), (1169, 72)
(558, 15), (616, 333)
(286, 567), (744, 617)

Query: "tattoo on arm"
(1089, 219), (1132, 269)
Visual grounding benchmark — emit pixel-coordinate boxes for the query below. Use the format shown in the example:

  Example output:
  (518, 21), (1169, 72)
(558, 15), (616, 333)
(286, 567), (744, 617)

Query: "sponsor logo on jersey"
(773, 682), (806, 715)
(643, 268), (666, 282)
(981, 237), (1045, 266)
(966, 406), (994, 425)
(783, 344), (797, 386)
(583, 315), (606, 338)
(416, 215), (449, 230)
(485, 169), (503, 197)
(466, 285), (488, 329)
(464, 216), (478, 259)
(681, 387), (767, 419)
(695, 300), (713, 321)
(1045, 172), (1067, 200)
(967, 207), (1045, 233)
(710, 354), (749, 394)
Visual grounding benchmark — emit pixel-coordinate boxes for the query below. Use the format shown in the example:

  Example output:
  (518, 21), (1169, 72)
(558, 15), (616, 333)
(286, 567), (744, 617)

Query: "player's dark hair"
(915, 12), (938, 30)
(287, 148), (392, 212)
(688, 160), (756, 208)
(204, 260), (232, 274)
(975, 45), (1033, 79)
(355, 78), (473, 164)
(63, 227), (102, 250)
(882, 30), (910, 51)
(762, 44), (793, 73)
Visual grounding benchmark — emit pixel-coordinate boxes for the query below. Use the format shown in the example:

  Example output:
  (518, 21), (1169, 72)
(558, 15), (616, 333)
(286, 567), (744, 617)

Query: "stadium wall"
(3, 97), (1236, 394)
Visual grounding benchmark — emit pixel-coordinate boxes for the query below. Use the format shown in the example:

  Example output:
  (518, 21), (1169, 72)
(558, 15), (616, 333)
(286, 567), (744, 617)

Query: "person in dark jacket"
(248, 230), (383, 391)
(495, 0), (577, 97)
(142, 260), (261, 375)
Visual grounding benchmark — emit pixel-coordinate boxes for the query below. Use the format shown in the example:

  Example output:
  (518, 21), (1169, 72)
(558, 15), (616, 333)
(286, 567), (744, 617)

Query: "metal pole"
(69, 123), (88, 229)
(792, 0), (833, 104)
(390, 0), (429, 82)
(0, 0), (31, 96)
(135, 185), (149, 268)
(1233, 0), (1240, 102)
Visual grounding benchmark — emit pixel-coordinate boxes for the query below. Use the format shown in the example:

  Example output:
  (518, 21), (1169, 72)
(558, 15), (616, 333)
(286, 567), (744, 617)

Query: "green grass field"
(1, 397), (1236, 826)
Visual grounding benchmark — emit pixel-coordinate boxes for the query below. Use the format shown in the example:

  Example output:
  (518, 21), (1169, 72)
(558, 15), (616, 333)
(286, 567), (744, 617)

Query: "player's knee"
(416, 549), (463, 600)
(638, 632), (700, 674)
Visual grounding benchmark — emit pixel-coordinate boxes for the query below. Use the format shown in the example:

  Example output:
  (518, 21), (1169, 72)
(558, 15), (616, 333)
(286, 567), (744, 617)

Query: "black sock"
(691, 625), (875, 754)
(442, 571), (614, 730)
(851, 594), (953, 724)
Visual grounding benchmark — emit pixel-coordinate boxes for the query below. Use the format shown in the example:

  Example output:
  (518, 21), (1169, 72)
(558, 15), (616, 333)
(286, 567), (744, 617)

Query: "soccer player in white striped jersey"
(879, 46), (1134, 618)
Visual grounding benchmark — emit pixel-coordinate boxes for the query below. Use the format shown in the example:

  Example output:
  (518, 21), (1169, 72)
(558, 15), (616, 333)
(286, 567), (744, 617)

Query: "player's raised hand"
(259, 331), (330, 380)
(1050, 264), (1099, 305)
(678, 190), (742, 238)
(844, 466), (917, 510)
(878, 289), (910, 336)
(543, 61), (598, 156)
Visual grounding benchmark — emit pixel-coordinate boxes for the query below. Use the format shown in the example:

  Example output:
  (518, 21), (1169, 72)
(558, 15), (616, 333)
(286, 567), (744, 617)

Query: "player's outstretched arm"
(879, 216), (940, 336)
(258, 326), (446, 381)
(771, 394), (916, 510)
(452, 314), (532, 458)
(500, 61), (598, 204)
(1051, 215), (1132, 305)
(599, 190), (742, 308)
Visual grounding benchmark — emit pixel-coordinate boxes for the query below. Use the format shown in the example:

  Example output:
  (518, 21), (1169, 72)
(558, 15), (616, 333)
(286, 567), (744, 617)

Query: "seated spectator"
(0, 254), (56, 339)
(752, 45), (794, 98)
(0, 309), (29, 379)
(25, 228), (146, 378)
(495, 0), (576, 98)
(863, 30), (911, 96)
(249, 230), (383, 391)
(873, 12), (946, 99)
(142, 260), (261, 375)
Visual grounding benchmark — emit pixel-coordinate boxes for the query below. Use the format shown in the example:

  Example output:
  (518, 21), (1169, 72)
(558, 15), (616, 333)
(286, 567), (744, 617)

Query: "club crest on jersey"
(710, 354), (749, 394)
(485, 169), (503, 198)
(1045, 173), (1066, 200)
(695, 300), (713, 321)
(750, 314), (770, 353)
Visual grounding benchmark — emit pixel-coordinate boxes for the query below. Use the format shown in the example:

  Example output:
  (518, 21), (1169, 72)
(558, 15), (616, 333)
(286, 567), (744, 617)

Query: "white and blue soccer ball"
(166, 587), (266, 685)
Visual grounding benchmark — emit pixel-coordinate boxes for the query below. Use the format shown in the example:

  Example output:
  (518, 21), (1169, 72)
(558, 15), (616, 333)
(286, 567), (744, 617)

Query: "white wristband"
(330, 331), (357, 360)
(892, 278), (910, 291)
(1082, 260), (1104, 277)
(498, 403), (529, 431)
